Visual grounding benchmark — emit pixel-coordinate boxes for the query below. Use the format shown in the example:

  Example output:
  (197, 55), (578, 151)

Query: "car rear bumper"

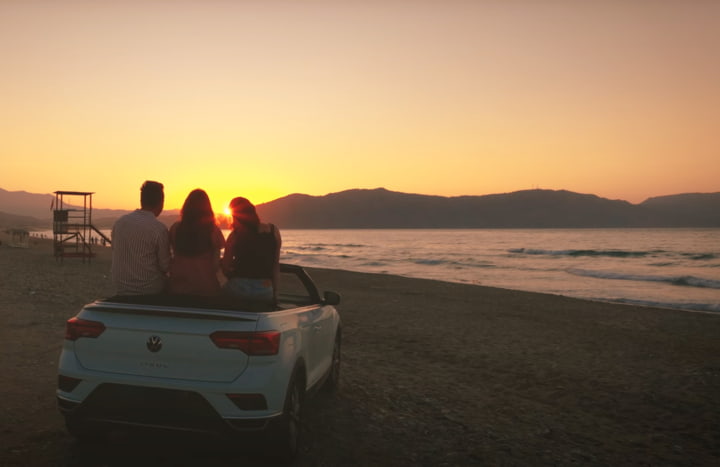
(57, 382), (281, 435)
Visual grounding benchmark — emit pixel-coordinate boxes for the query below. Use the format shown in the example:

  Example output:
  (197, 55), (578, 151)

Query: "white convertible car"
(56, 264), (341, 462)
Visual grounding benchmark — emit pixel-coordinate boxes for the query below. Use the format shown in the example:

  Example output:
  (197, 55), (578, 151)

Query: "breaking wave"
(682, 253), (718, 261)
(510, 248), (718, 261)
(410, 258), (496, 269)
(292, 243), (366, 252)
(567, 268), (720, 290)
(509, 248), (654, 258)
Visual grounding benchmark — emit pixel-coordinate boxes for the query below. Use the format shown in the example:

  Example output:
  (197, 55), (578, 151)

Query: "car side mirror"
(323, 291), (341, 306)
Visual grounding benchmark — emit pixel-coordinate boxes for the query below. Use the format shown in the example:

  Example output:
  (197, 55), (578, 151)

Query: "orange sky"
(1, 1), (719, 212)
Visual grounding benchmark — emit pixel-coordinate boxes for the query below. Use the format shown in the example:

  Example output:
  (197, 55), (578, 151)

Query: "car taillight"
(210, 331), (280, 356)
(58, 375), (82, 392)
(65, 317), (106, 341)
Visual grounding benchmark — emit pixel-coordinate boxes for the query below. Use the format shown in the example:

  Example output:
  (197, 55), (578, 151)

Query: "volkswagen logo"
(146, 335), (163, 353)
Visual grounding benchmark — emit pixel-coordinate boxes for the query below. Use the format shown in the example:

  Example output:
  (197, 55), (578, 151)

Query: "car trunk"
(72, 302), (260, 383)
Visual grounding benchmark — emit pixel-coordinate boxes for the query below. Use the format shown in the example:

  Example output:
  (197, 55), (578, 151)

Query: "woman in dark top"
(221, 197), (282, 302)
(168, 189), (225, 296)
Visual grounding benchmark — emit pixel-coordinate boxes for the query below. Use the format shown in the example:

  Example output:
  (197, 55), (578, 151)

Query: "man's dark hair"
(140, 181), (164, 209)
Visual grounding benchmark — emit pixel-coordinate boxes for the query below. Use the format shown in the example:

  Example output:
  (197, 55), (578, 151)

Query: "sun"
(214, 204), (233, 229)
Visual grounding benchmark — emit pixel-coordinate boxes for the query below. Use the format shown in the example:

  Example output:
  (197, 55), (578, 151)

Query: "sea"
(276, 228), (720, 314)
(47, 227), (720, 313)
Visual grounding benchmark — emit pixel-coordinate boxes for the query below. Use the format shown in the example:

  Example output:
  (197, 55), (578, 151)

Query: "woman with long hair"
(221, 196), (282, 303)
(168, 189), (225, 295)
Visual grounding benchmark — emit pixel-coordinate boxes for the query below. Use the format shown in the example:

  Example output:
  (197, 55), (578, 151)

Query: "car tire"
(269, 370), (304, 462)
(322, 331), (341, 395)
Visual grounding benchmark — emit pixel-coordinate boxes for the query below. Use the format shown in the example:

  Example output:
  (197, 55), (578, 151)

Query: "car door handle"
(313, 325), (322, 332)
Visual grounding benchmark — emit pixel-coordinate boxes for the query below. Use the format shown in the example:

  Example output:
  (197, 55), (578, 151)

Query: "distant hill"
(0, 189), (55, 220)
(0, 211), (49, 230)
(1, 187), (719, 229)
(640, 193), (720, 227)
(256, 188), (720, 228)
(0, 188), (131, 222)
(0, 188), (180, 229)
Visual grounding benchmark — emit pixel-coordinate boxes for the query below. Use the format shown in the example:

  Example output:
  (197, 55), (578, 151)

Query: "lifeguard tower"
(52, 191), (111, 262)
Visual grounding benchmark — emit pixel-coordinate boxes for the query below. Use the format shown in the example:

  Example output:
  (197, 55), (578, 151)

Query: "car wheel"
(269, 371), (304, 462)
(322, 332), (341, 394)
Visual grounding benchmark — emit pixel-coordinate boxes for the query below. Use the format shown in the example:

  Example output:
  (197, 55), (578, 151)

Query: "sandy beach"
(1, 231), (719, 466)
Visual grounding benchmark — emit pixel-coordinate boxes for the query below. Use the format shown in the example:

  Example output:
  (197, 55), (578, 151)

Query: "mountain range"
(1, 187), (719, 230)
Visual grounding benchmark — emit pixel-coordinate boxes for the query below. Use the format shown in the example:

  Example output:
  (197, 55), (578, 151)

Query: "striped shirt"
(111, 209), (171, 295)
